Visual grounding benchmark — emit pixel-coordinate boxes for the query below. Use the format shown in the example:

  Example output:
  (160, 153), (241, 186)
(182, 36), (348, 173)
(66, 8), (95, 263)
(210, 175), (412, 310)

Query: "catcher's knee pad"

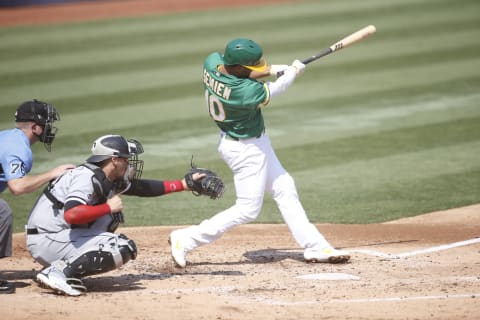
(64, 234), (137, 278)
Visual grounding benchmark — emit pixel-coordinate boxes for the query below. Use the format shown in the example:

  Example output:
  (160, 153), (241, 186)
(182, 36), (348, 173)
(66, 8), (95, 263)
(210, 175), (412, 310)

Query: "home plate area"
(4, 210), (480, 320)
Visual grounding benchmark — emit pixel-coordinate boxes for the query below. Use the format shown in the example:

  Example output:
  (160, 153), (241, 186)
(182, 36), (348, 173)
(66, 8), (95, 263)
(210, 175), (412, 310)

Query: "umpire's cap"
(223, 38), (267, 72)
(15, 99), (59, 125)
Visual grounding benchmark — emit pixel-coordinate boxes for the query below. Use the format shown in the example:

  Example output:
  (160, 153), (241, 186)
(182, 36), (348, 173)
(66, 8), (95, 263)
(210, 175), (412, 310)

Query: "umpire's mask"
(15, 99), (60, 152)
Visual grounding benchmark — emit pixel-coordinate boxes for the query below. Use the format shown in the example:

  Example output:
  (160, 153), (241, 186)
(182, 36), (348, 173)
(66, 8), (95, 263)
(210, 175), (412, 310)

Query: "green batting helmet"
(223, 38), (267, 72)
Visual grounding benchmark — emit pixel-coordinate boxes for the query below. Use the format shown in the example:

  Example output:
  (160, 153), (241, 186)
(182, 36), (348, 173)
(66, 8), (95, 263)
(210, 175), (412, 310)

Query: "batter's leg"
(262, 137), (329, 248)
(170, 137), (268, 267)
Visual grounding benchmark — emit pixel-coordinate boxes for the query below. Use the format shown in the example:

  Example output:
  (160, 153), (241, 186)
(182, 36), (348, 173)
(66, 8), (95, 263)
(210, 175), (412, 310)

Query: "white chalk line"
(335, 293), (480, 303)
(116, 286), (480, 306)
(122, 285), (238, 295)
(246, 293), (480, 306)
(352, 237), (480, 259)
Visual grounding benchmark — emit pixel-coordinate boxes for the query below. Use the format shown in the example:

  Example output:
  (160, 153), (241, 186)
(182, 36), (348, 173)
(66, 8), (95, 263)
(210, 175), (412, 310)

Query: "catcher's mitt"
(184, 163), (225, 200)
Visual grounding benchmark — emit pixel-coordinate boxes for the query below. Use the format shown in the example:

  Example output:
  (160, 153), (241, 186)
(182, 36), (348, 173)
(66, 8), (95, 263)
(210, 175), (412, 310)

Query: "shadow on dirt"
(185, 248), (305, 268)
(244, 248), (304, 263)
(2, 269), (37, 281)
(181, 270), (245, 276)
(84, 272), (174, 293)
(2, 269), (37, 289)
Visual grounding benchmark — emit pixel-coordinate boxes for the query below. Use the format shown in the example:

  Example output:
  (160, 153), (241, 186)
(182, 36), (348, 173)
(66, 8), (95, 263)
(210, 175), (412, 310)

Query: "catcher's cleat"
(36, 265), (85, 296)
(169, 231), (187, 268)
(304, 247), (351, 264)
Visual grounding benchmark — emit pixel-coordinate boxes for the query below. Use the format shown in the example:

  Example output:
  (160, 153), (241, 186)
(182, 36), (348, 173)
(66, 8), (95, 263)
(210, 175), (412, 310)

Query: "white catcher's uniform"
(26, 165), (128, 267)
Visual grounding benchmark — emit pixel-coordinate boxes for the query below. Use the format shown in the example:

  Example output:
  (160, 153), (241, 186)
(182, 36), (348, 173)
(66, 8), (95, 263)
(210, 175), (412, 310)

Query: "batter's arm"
(249, 68), (272, 79)
(266, 66), (297, 98)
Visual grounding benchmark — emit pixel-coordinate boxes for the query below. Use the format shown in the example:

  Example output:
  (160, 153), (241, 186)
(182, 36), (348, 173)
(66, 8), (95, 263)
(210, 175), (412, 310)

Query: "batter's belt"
(223, 128), (265, 141)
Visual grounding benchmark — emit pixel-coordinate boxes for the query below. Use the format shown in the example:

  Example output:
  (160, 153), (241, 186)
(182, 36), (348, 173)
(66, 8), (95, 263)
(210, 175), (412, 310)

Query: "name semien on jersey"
(203, 69), (232, 100)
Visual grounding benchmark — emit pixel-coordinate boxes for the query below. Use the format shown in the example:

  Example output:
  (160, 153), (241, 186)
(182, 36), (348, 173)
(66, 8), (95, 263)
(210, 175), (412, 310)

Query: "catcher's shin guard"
(64, 235), (137, 278)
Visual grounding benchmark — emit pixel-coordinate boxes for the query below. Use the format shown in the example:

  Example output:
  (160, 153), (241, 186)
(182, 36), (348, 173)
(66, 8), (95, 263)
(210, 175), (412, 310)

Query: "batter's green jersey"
(203, 52), (269, 139)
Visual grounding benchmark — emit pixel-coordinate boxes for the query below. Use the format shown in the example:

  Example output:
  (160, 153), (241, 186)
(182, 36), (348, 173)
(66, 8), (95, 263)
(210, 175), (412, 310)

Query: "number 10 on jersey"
(206, 90), (226, 122)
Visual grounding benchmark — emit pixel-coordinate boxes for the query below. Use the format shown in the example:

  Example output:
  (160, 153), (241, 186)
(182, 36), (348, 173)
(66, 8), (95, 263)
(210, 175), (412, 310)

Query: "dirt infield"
(2, 205), (480, 319)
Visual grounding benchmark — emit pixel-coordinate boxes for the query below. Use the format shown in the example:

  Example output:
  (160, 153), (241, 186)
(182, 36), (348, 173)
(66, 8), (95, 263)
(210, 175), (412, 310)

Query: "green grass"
(1, 0), (479, 232)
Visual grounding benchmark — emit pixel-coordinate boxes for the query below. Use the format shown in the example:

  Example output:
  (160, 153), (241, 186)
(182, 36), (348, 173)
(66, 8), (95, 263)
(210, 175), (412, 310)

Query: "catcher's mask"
(15, 99), (60, 152)
(126, 138), (144, 181)
(223, 38), (267, 72)
(86, 135), (144, 182)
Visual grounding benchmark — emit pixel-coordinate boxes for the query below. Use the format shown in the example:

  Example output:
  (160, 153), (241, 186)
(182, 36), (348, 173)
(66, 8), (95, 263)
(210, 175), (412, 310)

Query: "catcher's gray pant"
(26, 228), (135, 272)
(0, 199), (13, 258)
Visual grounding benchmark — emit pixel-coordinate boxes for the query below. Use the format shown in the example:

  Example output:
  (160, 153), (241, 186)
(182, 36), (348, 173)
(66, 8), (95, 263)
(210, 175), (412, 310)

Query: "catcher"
(26, 134), (224, 296)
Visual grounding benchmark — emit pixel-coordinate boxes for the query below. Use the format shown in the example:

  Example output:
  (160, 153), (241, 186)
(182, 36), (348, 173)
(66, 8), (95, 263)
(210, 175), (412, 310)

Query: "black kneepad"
(65, 250), (116, 278)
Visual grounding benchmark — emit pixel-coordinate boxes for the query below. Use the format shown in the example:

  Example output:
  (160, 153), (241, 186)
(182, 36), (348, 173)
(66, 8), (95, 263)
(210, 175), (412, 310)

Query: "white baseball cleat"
(304, 247), (351, 264)
(36, 265), (85, 296)
(169, 230), (188, 268)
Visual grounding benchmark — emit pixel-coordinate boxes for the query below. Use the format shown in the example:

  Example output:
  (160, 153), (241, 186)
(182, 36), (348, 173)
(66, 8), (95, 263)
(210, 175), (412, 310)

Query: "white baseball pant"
(179, 132), (329, 251)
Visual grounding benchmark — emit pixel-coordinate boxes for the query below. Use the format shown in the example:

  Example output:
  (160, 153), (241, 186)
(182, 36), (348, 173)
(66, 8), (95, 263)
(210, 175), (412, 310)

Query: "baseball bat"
(277, 25), (376, 76)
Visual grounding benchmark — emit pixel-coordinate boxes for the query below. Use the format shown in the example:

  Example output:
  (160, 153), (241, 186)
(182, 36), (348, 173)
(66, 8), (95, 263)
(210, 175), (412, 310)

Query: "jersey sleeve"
(2, 154), (28, 181)
(64, 203), (111, 225)
(124, 179), (166, 197)
(1, 140), (33, 181)
(260, 83), (271, 107)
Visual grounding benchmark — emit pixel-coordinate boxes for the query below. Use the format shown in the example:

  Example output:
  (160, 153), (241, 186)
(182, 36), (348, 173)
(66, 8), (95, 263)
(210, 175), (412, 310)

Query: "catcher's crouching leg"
(63, 234), (137, 279)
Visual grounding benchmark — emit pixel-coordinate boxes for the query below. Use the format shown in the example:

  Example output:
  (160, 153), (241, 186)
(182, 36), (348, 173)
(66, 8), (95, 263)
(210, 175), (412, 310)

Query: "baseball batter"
(170, 38), (350, 268)
(0, 99), (74, 294)
(26, 134), (205, 296)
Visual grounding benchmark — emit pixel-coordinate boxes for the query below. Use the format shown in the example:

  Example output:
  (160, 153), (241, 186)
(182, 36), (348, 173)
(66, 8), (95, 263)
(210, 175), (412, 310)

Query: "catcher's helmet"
(223, 38), (267, 72)
(87, 135), (132, 163)
(86, 134), (144, 180)
(15, 99), (60, 152)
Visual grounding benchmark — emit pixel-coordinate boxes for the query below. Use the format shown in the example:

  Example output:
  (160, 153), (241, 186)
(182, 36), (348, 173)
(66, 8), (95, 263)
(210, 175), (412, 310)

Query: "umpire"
(0, 99), (74, 294)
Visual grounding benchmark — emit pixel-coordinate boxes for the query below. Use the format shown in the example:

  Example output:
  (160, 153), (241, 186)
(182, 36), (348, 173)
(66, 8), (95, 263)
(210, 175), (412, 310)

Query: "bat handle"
(275, 63), (302, 78)
(275, 61), (306, 78)
(276, 65), (305, 78)
(276, 48), (332, 77)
